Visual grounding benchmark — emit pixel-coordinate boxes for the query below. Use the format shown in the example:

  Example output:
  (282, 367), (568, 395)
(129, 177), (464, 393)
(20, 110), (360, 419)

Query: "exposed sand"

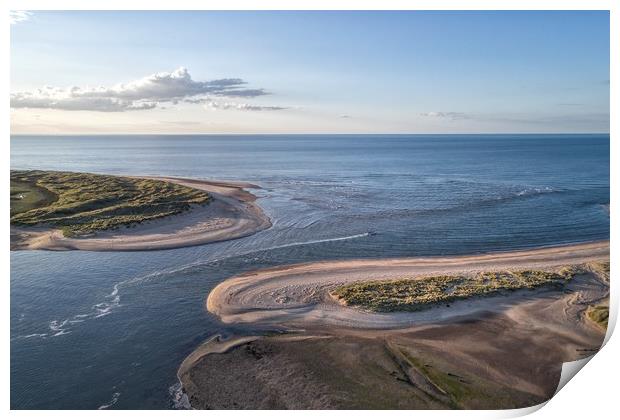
(207, 240), (609, 329)
(10, 177), (271, 252)
(180, 241), (609, 409)
(180, 311), (604, 410)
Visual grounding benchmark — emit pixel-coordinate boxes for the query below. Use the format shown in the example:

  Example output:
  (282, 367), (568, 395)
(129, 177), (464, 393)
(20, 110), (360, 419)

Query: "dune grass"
(586, 304), (609, 329)
(588, 260), (610, 282)
(10, 170), (210, 237)
(331, 268), (582, 312)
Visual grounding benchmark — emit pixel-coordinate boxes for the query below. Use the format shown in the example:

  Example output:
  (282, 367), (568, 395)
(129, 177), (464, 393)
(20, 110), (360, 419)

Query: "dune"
(10, 176), (271, 252)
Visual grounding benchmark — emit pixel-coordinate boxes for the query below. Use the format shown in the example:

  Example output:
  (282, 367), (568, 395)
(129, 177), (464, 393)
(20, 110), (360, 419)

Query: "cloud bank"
(10, 67), (278, 112)
(419, 111), (468, 120)
(205, 101), (287, 111)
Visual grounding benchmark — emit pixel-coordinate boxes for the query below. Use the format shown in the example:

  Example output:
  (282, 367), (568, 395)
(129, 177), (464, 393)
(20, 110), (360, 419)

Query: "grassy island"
(331, 267), (585, 312)
(10, 170), (210, 237)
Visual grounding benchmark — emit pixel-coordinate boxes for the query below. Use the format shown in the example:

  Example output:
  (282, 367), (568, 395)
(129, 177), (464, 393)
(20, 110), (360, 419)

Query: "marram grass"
(10, 170), (210, 237)
(586, 304), (609, 329)
(331, 266), (597, 312)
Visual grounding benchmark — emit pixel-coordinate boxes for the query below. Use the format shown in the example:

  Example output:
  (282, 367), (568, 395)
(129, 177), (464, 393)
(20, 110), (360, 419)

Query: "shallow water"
(10, 134), (609, 409)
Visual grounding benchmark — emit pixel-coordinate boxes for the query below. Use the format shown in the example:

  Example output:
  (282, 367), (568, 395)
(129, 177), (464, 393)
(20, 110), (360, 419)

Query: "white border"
(1, 0), (617, 11)
(3, 1), (616, 419)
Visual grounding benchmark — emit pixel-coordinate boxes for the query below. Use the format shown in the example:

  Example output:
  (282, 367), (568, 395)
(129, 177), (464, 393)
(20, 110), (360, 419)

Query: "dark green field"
(10, 170), (210, 237)
(331, 266), (586, 312)
(10, 180), (57, 215)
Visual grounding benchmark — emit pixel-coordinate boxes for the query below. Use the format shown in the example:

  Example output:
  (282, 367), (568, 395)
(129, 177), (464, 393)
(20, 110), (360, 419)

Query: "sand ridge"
(207, 240), (609, 329)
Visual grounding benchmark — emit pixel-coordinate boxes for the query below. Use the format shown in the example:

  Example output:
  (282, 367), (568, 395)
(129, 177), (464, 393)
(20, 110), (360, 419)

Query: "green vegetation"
(332, 268), (579, 312)
(586, 304), (609, 330)
(399, 348), (476, 408)
(11, 180), (57, 215)
(10, 170), (210, 237)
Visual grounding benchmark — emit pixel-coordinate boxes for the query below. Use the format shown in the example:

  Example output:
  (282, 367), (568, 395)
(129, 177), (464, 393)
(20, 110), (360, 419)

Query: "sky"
(10, 10), (610, 134)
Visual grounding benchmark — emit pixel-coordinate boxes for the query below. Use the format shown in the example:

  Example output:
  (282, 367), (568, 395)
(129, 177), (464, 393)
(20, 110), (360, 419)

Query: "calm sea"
(10, 134), (609, 409)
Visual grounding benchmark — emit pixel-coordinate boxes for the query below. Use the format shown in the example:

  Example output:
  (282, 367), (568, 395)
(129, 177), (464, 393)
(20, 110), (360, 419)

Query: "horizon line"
(9, 132), (611, 137)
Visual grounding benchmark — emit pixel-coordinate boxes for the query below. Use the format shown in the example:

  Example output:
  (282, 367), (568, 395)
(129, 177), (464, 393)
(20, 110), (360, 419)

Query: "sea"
(10, 134), (609, 409)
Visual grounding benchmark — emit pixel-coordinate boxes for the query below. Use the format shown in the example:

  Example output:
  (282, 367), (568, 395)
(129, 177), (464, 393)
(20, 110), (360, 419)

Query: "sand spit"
(207, 241), (609, 329)
(180, 241), (609, 409)
(10, 177), (271, 252)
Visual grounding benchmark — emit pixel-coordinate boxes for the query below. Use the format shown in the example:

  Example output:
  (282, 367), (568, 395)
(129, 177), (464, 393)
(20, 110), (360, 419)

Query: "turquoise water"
(10, 134), (609, 408)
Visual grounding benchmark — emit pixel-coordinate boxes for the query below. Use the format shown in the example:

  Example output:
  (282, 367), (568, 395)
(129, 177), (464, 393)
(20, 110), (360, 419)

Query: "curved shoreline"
(183, 240), (609, 409)
(10, 176), (272, 252)
(207, 240), (609, 329)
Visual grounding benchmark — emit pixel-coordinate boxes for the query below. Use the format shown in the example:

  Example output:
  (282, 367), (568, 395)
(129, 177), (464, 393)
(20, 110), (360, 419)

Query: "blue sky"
(10, 10), (610, 134)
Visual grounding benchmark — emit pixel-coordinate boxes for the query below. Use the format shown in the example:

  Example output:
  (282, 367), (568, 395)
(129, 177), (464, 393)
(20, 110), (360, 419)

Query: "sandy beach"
(180, 241), (610, 409)
(207, 240), (609, 329)
(10, 177), (272, 252)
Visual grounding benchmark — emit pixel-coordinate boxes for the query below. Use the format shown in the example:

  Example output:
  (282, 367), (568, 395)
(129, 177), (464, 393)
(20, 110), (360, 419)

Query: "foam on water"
(98, 392), (121, 410)
(169, 382), (191, 409)
(12, 232), (371, 341)
(13, 281), (123, 340)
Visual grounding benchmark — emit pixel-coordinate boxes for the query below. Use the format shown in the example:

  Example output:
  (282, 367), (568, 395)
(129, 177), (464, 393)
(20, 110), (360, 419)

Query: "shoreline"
(207, 240), (609, 329)
(181, 240), (609, 408)
(10, 176), (272, 252)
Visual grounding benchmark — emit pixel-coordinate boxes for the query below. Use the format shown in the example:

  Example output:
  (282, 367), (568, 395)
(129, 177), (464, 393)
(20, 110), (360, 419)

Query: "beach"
(10, 177), (272, 252)
(181, 241), (610, 409)
(207, 240), (609, 329)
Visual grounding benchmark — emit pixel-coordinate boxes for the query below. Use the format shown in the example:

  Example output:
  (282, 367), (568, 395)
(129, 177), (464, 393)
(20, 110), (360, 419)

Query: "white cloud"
(205, 100), (287, 111)
(10, 89), (158, 112)
(10, 10), (32, 25)
(10, 67), (271, 112)
(419, 111), (468, 120)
